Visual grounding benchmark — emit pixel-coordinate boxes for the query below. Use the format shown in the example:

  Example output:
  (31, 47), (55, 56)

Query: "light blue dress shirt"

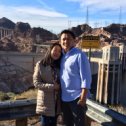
(60, 47), (92, 102)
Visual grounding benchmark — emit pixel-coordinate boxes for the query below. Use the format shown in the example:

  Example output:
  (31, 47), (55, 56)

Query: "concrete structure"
(96, 45), (122, 104)
(119, 43), (126, 71)
(102, 45), (119, 61)
(0, 27), (13, 39)
(0, 51), (43, 73)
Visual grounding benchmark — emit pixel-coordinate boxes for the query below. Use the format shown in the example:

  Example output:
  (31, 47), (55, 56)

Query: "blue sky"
(0, 0), (126, 33)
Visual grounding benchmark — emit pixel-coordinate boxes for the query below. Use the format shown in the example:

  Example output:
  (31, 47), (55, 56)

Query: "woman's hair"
(40, 42), (62, 68)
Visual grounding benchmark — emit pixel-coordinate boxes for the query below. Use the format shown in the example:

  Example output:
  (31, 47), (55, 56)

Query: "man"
(60, 30), (92, 126)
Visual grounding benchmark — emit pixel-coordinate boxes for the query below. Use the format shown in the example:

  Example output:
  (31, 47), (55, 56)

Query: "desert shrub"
(0, 91), (10, 101)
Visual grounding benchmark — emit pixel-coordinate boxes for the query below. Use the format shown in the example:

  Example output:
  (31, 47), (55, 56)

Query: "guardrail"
(0, 99), (36, 120)
(0, 99), (126, 126)
(86, 99), (126, 126)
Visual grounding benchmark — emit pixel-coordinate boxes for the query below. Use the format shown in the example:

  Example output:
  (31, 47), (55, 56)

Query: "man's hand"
(78, 88), (88, 106)
(77, 99), (86, 107)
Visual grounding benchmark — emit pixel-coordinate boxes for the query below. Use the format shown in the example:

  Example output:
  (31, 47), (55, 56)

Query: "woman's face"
(51, 45), (62, 60)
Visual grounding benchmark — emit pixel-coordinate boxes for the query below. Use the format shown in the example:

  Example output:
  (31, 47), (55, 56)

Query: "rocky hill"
(0, 57), (33, 93)
(70, 23), (126, 46)
(70, 23), (126, 37)
(0, 17), (15, 29)
(70, 24), (92, 37)
(0, 17), (57, 52)
(104, 23), (126, 35)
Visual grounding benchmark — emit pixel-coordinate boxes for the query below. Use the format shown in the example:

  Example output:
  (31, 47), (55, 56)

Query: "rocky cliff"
(0, 57), (33, 93)
(104, 23), (126, 35)
(0, 17), (15, 29)
(70, 24), (92, 37)
(0, 17), (57, 52)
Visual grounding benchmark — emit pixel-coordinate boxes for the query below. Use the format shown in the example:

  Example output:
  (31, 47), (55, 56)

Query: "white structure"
(96, 45), (121, 104)
(119, 43), (126, 71)
(102, 45), (119, 61)
(0, 27), (13, 39)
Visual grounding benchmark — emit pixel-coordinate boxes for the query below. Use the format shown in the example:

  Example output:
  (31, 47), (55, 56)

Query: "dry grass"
(14, 88), (37, 100)
(109, 104), (126, 115)
(0, 88), (37, 101)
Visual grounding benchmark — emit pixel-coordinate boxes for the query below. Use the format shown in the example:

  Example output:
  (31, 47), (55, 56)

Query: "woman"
(33, 43), (62, 126)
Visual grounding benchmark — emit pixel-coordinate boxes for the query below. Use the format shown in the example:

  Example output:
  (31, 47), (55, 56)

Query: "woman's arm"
(33, 61), (54, 91)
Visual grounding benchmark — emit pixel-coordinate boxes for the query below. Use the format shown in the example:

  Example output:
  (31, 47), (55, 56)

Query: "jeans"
(62, 98), (87, 126)
(40, 115), (56, 126)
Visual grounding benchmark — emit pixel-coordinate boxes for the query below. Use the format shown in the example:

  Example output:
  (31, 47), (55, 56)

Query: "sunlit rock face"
(0, 58), (33, 93)
(0, 17), (58, 53)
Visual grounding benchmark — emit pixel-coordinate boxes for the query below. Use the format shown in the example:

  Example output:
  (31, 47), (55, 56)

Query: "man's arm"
(78, 88), (88, 106)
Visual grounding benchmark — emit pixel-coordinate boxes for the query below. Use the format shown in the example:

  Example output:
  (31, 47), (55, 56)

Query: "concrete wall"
(0, 51), (43, 73)
(0, 51), (100, 74)
(120, 72), (126, 105)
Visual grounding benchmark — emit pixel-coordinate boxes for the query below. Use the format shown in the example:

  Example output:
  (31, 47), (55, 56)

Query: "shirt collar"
(62, 46), (75, 55)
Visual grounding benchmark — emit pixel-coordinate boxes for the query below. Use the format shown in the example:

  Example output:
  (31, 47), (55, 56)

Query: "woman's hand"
(54, 83), (60, 91)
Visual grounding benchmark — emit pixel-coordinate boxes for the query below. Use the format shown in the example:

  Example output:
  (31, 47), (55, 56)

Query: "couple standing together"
(33, 30), (92, 126)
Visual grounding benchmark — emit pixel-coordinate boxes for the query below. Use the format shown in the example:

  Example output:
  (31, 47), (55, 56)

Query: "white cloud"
(0, 4), (69, 33)
(66, 0), (126, 26)
(66, 0), (126, 6)
(13, 6), (67, 18)
(66, 0), (126, 12)
(36, 0), (54, 11)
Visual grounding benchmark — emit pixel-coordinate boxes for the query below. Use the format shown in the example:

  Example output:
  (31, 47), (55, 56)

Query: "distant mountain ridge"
(1, 17), (126, 35)
(70, 23), (126, 37)
(0, 17), (126, 52)
(70, 24), (92, 37)
(0, 17), (15, 29)
(0, 17), (57, 41)
(0, 17), (58, 52)
(104, 23), (126, 35)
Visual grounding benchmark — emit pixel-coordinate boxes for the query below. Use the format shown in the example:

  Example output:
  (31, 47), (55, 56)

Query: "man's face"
(60, 33), (75, 53)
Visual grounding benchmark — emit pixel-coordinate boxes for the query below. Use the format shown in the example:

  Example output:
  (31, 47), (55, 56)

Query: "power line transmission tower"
(85, 6), (89, 33)
(119, 6), (122, 24)
(86, 6), (89, 25)
(68, 20), (71, 29)
(94, 22), (99, 28)
(119, 6), (123, 33)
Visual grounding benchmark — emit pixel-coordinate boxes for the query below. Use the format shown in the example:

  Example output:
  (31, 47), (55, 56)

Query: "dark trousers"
(40, 115), (56, 126)
(62, 98), (87, 126)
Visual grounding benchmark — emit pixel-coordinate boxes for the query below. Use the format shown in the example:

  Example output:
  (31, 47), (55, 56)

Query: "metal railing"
(86, 99), (126, 126)
(0, 99), (126, 126)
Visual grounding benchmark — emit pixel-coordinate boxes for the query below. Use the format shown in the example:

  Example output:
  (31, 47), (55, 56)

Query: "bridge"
(0, 27), (13, 40)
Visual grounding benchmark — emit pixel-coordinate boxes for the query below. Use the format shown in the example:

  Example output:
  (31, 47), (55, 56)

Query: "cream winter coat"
(33, 61), (58, 117)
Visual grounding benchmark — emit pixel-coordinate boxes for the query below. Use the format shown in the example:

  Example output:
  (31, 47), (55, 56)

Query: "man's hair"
(60, 29), (76, 39)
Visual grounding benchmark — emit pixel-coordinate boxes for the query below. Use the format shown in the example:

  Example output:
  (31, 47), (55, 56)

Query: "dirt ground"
(0, 116), (101, 126)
